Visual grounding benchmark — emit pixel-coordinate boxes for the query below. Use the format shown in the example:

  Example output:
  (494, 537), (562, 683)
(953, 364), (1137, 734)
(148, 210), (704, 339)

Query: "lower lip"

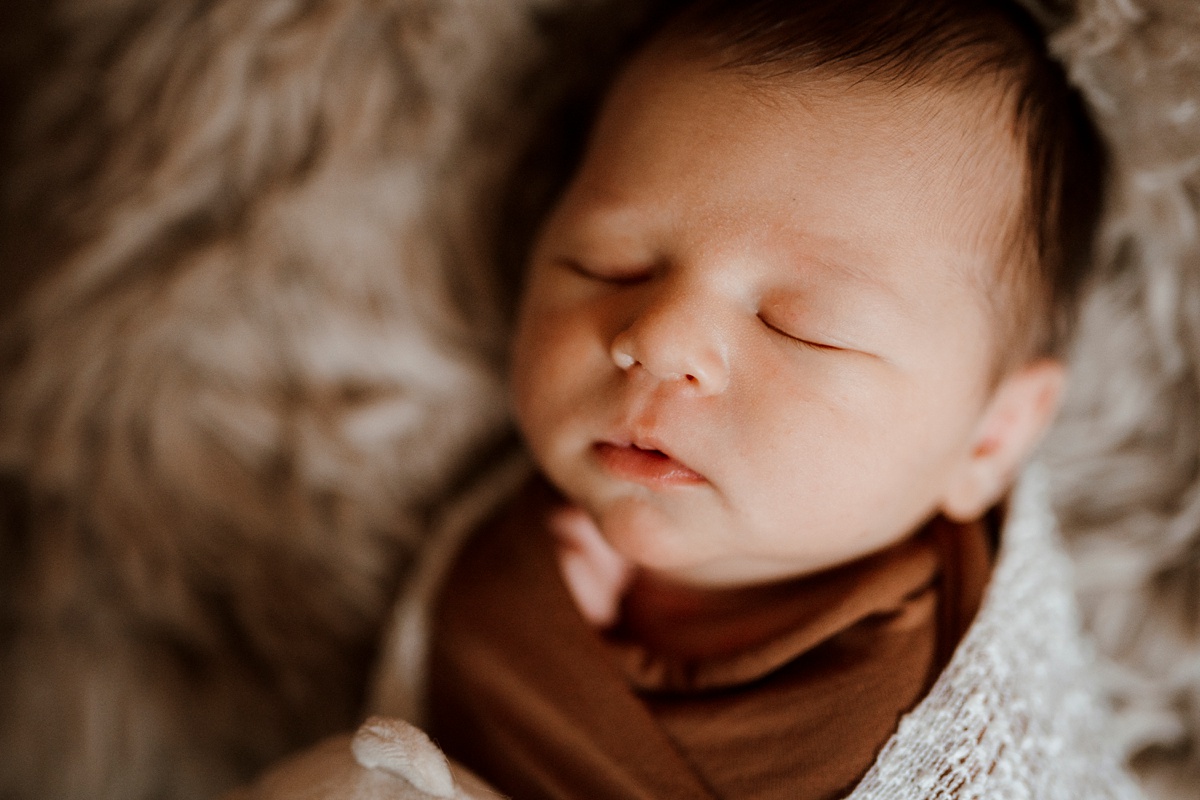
(592, 442), (706, 486)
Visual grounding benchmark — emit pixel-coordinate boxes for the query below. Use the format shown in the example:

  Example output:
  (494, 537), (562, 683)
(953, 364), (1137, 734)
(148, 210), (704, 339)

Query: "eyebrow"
(806, 230), (984, 310)
(811, 251), (888, 287)
(793, 239), (907, 302)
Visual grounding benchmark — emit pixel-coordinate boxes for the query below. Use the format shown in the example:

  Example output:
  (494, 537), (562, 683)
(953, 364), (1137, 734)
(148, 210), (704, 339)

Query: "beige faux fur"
(1039, 1), (1200, 796)
(0, 2), (527, 796)
(1, 1), (1197, 798)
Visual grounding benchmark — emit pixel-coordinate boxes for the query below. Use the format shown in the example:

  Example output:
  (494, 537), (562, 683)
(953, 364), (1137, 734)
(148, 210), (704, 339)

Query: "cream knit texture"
(849, 465), (1141, 799)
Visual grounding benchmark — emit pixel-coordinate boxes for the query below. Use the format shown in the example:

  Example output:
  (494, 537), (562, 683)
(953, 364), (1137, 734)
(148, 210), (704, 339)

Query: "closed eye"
(759, 315), (845, 353)
(560, 259), (653, 286)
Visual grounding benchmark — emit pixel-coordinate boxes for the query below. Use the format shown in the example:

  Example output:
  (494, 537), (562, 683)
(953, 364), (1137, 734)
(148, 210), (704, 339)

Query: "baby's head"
(510, 0), (1107, 587)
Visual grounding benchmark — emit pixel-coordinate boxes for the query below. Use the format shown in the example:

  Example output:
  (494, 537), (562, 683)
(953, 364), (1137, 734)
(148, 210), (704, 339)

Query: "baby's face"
(512, 48), (1031, 587)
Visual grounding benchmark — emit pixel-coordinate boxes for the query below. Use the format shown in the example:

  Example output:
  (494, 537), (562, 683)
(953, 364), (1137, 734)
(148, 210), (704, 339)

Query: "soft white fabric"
(370, 457), (1145, 799)
(225, 719), (504, 800)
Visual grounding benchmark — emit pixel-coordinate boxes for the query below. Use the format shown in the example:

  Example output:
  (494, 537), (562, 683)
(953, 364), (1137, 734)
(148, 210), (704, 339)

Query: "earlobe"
(940, 359), (1066, 522)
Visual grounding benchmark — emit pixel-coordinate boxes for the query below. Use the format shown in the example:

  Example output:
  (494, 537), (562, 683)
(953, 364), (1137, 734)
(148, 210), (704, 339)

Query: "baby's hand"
(549, 504), (633, 628)
(225, 717), (504, 800)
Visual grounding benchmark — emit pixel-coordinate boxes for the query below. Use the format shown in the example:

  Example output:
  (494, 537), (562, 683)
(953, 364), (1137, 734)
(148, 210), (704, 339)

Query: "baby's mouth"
(592, 441), (706, 486)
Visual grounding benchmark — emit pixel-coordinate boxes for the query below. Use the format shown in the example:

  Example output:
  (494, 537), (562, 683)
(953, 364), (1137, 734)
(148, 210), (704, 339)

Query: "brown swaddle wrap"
(427, 478), (991, 799)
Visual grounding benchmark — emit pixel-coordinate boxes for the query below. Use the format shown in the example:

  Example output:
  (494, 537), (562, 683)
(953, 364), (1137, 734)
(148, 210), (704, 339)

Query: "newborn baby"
(236, 0), (1139, 798)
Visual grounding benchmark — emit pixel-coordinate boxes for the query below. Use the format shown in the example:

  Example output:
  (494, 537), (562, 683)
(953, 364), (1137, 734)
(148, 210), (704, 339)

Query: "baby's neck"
(550, 500), (958, 662)
(548, 499), (876, 658)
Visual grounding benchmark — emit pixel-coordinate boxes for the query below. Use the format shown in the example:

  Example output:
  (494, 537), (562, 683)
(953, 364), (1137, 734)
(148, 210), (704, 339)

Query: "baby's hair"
(655, 0), (1108, 365)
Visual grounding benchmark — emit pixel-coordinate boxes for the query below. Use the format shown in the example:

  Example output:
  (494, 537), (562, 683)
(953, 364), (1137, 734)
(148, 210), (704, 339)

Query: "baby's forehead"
(554, 50), (1031, 350)
(604, 48), (1028, 253)
(563, 0), (1100, 365)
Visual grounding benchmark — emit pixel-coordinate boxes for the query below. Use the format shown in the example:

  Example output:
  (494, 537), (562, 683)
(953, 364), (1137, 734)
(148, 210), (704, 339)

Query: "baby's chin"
(588, 494), (787, 587)
(587, 493), (740, 587)
(585, 494), (860, 588)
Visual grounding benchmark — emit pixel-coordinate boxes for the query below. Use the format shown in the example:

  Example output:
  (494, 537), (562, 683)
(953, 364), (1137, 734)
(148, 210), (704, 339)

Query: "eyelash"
(561, 260), (843, 353)
(560, 259), (652, 286)
(759, 315), (842, 353)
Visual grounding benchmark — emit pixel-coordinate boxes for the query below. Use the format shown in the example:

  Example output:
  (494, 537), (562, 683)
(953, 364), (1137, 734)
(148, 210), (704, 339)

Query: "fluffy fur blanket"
(1, 1), (1197, 798)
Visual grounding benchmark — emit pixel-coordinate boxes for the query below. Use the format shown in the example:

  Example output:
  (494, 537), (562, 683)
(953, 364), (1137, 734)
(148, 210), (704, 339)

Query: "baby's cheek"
(524, 305), (600, 385)
(511, 310), (593, 448)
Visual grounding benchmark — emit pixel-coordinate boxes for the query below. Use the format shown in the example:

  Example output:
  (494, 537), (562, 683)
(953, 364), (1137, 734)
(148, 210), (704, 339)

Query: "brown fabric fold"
(604, 528), (943, 692)
(427, 478), (992, 800)
(608, 514), (990, 800)
(428, 479), (718, 800)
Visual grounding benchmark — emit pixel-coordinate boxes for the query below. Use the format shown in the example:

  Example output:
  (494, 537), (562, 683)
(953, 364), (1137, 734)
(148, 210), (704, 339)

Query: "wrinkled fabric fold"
(428, 478), (717, 800)
(428, 477), (991, 799)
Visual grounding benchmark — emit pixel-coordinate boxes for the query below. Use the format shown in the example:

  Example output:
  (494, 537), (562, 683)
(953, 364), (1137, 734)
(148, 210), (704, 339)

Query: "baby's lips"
(593, 440), (706, 485)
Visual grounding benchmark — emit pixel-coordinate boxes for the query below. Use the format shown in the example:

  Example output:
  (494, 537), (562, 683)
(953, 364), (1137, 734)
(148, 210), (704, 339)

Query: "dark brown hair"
(657, 0), (1108, 363)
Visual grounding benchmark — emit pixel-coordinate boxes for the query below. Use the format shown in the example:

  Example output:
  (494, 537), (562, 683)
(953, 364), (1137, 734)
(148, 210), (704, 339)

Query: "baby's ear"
(939, 359), (1065, 522)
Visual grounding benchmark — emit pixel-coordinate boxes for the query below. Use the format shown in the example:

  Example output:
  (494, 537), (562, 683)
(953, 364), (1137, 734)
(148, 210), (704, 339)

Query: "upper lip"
(603, 428), (671, 455)
(602, 390), (705, 477)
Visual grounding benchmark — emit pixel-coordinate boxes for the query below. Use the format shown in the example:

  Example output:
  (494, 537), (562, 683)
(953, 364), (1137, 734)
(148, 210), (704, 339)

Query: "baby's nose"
(609, 290), (729, 396)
